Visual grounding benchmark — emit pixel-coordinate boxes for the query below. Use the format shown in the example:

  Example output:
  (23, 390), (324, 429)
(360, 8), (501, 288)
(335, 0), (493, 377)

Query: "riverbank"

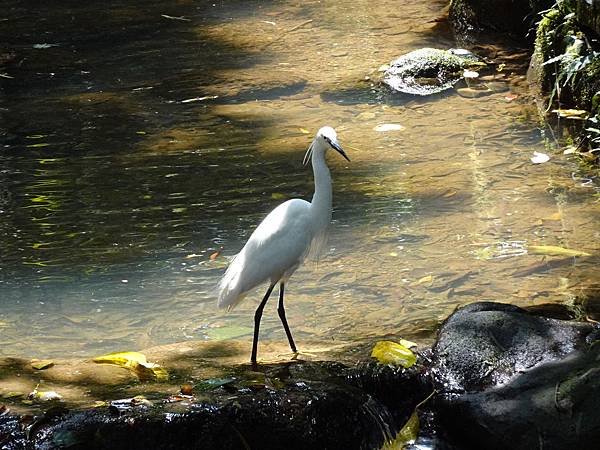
(1, 302), (599, 449)
(450, 0), (600, 166)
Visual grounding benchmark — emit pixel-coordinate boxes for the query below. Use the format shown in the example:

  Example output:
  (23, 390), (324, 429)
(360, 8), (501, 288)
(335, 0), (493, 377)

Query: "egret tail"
(216, 255), (247, 310)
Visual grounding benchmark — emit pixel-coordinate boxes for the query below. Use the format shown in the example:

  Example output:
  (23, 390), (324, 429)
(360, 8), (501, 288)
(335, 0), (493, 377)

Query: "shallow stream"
(1, 0), (598, 360)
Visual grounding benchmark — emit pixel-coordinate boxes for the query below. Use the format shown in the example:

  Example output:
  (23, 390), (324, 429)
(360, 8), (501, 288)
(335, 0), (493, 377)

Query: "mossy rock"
(382, 48), (484, 96)
(532, 1), (600, 113)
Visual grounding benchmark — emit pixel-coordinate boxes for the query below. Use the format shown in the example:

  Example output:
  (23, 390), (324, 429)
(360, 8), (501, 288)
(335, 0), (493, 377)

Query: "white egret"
(217, 126), (350, 364)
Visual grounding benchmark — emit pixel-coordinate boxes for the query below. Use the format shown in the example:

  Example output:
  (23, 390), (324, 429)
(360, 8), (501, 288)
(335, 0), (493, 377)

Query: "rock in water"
(383, 48), (484, 95)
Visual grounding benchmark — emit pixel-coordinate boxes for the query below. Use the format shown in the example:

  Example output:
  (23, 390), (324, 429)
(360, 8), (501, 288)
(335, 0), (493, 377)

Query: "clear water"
(1, 0), (598, 359)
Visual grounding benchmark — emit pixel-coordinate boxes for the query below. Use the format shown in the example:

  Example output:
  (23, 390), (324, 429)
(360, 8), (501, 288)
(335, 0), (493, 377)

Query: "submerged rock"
(382, 48), (484, 96)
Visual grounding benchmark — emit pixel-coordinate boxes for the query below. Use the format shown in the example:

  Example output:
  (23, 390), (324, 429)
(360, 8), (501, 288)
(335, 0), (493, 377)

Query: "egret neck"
(309, 142), (333, 234)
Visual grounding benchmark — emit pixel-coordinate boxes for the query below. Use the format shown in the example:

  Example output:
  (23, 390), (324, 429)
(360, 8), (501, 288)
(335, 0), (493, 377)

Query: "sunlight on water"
(0, 0), (598, 359)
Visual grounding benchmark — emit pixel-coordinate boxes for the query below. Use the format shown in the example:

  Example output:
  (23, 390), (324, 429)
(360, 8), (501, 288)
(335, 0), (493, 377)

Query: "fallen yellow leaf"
(382, 410), (419, 449)
(416, 275), (433, 285)
(528, 245), (590, 257)
(371, 341), (416, 368)
(31, 360), (54, 370)
(93, 351), (169, 382)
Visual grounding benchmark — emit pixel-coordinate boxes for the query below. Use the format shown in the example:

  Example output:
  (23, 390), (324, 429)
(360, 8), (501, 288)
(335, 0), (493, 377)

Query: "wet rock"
(15, 361), (431, 450)
(430, 302), (598, 393)
(382, 48), (485, 96)
(438, 342), (600, 450)
(430, 302), (600, 449)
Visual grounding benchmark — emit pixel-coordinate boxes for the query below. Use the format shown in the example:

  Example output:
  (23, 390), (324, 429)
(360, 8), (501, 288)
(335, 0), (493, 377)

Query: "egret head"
(303, 126), (350, 165)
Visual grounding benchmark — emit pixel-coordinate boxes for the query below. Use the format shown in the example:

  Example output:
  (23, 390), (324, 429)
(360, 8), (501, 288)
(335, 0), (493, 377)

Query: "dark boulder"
(24, 361), (429, 450)
(439, 342), (600, 450)
(431, 302), (600, 450)
(450, 0), (554, 37)
(430, 302), (598, 393)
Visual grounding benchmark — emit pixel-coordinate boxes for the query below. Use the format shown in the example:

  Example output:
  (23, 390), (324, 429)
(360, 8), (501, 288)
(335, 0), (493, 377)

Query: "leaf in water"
(463, 69), (479, 78)
(210, 251), (221, 260)
(28, 389), (62, 402)
(552, 109), (588, 119)
(299, 128), (310, 134)
(416, 275), (433, 285)
(195, 377), (236, 392)
(93, 351), (148, 368)
(374, 124), (405, 132)
(26, 143), (51, 148)
(382, 411), (419, 450)
(271, 192), (287, 200)
(205, 325), (254, 341)
(180, 384), (194, 395)
(371, 341), (416, 368)
(31, 360), (54, 370)
(528, 245), (590, 257)
(530, 151), (550, 164)
(543, 212), (562, 221)
(93, 351), (168, 382)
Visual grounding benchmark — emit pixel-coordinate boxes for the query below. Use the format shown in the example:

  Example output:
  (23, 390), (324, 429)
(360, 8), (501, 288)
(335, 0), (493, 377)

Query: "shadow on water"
(0, 0), (423, 286)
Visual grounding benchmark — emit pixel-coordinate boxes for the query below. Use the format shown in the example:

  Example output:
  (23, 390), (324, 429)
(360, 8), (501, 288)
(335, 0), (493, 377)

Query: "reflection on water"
(1, 0), (598, 358)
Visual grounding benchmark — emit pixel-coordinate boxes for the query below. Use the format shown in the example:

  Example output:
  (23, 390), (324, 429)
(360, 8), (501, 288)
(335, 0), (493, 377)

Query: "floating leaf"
(528, 245), (590, 257)
(382, 410), (419, 449)
(371, 341), (416, 368)
(299, 128), (310, 134)
(543, 212), (562, 221)
(531, 151), (550, 164)
(209, 251), (221, 260)
(271, 192), (287, 200)
(93, 351), (168, 382)
(195, 377), (236, 392)
(28, 388), (62, 402)
(463, 69), (479, 78)
(31, 360), (54, 370)
(93, 351), (148, 367)
(374, 124), (405, 132)
(416, 275), (433, 285)
(552, 109), (588, 119)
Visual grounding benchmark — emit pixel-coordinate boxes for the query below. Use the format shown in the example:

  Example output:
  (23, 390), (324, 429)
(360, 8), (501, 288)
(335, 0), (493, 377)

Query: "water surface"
(1, 0), (598, 358)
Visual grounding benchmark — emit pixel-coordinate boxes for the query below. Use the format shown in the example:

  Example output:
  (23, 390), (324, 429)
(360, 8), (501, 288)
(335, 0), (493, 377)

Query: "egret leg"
(251, 282), (276, 365)
(277, 283), (298, 354)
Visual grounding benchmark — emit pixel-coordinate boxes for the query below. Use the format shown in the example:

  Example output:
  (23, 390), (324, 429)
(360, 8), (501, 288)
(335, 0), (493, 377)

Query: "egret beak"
(330, 141), (350, 162)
